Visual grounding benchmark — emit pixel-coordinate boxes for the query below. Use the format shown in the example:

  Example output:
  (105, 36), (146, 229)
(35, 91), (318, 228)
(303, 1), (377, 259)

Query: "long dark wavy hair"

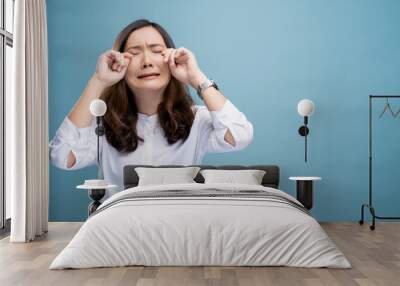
(100, 19), (195, 153)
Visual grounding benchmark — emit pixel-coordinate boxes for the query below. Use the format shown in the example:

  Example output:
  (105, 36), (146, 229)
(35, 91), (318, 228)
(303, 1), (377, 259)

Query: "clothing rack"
(359, 95), (400, 230)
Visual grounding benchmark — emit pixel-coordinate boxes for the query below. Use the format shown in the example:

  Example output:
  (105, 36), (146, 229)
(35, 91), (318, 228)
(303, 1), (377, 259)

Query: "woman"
(49, 19), (254, 200)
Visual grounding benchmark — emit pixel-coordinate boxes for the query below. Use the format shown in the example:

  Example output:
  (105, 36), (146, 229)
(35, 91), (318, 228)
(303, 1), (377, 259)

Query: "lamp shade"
(297, 99), (315, 117)
(90, 99), (107, 117)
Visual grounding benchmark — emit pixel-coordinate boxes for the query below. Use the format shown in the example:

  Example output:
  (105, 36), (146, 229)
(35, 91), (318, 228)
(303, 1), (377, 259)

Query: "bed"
(49, 165), (351, 269)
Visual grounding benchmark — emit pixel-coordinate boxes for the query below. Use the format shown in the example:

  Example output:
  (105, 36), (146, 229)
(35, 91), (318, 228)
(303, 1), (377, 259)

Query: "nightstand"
(77, 183), (117, 216)
(289, 176), (322, 210)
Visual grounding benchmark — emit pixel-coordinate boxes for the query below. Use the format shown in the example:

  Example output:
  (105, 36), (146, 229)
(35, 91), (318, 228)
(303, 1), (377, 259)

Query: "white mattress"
(49, 183), (351, 269)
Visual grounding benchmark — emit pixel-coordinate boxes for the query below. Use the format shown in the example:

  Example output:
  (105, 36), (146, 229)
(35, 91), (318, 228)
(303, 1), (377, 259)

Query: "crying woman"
(49, 19), (254, 200)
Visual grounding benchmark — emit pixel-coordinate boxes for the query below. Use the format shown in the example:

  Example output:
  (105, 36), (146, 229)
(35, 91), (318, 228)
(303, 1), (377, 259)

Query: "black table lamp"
(83, 99), (108, 214)
(89, 99), (107, 178)
(297, 99), (315, 162)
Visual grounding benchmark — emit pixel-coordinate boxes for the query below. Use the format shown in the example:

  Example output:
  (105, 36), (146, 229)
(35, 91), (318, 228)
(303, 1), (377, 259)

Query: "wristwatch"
(196, 79), (219, 100)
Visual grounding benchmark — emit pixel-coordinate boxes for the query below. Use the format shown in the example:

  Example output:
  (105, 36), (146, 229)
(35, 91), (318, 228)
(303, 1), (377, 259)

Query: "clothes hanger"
(379, 98), (396, 118)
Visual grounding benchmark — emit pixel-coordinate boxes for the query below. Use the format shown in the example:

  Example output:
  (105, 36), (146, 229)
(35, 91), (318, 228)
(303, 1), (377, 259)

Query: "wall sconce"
(90, 99), (107, 178)
(297, 99), (315, 162)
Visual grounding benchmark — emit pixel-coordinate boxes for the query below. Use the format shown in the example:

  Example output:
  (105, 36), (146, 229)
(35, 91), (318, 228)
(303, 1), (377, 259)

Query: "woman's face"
(123, 26), (171, 93)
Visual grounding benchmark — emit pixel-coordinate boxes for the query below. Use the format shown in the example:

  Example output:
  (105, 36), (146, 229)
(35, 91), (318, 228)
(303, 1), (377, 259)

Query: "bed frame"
(123, 165), (280, 190)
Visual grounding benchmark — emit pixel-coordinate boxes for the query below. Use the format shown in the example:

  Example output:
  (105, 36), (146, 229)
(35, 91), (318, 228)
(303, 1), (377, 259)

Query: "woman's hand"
(93, 50), (133, 88)
(162, 47), (207, 89)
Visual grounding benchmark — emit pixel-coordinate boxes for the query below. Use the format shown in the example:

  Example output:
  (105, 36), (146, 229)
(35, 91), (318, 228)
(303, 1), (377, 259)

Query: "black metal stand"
(359, 95), (400, 230)
(88, 189), (105, 216)
(296, 180), (313, 210)
(89, 115), (105, 216)
(298, 116), (310, 162)
(95, 116), (105, 167)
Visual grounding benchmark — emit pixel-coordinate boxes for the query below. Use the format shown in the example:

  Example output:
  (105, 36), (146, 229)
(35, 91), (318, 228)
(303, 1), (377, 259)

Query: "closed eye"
(127, 50), (162, 55)
(127, 50), (140, 56)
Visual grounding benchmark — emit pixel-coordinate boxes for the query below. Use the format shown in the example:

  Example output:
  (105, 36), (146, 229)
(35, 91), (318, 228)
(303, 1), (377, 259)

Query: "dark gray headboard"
(123, 165), (280, 189)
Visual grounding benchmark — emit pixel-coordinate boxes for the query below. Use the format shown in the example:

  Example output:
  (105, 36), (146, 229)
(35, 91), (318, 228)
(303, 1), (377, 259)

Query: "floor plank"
(0, 222), (399, 286)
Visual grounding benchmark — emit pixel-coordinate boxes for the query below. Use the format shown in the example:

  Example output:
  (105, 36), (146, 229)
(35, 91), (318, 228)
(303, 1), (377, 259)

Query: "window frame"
(0, 0), (14, 234)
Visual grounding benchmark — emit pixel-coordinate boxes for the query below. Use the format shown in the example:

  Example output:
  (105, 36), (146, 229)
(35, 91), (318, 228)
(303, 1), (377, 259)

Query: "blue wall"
(47, 0), (400, 222)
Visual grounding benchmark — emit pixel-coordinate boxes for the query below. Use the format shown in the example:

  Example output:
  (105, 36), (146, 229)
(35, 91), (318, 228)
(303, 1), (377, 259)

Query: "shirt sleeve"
(196, 99), (254, 156)
(49, 116), (98, 170)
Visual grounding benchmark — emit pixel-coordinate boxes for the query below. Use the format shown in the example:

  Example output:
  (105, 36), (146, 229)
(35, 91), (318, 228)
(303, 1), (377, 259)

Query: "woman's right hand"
(93, 50), (133, 88)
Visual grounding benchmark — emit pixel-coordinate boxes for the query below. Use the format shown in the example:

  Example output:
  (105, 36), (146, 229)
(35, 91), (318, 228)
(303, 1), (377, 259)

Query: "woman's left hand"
(162, 47), (207, 89)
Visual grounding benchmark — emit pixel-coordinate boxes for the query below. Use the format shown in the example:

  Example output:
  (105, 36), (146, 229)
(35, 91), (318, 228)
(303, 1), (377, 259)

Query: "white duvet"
(49, 183), (351, 269)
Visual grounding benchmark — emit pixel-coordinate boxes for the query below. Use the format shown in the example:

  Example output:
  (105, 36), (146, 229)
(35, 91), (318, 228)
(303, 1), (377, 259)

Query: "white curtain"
(8, 0), (49, 242)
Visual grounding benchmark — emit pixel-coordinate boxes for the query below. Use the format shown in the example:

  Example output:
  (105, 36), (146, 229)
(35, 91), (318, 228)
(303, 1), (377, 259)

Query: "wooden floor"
(0, 222), (399, 286)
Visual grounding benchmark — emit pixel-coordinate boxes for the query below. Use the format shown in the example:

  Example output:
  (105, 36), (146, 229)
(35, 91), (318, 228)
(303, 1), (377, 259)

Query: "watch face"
(197, 79), (219, 99)
(202, 79), (212, 89)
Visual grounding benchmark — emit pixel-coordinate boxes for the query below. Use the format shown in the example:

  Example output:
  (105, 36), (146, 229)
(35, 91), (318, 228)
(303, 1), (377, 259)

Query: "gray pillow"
(135, 167), (201, 186)
(200, 169), (266, 185)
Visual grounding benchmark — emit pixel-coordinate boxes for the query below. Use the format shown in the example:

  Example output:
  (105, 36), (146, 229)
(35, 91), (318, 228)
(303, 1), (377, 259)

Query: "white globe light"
(297, 99), (315, 116)
(90, 99), (107, 117)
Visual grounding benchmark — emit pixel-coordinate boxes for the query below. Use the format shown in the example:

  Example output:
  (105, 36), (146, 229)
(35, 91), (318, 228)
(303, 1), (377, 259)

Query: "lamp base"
(95, 125), (105, 136)
(298, 126), (309, 136)
(88, 188), (106, 216)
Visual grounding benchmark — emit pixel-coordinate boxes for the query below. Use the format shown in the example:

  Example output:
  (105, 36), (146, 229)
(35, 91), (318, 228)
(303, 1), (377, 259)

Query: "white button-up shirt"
(49, 99), (253, 200)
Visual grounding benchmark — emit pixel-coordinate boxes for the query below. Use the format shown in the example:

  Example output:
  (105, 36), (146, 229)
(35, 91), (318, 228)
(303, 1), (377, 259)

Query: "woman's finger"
(162, 49), (169, 62)
(105, 51), (117, 64)
(123, 52), (133, 60)
(109, 50), (119, 61)
(174, 49), (181, 64)
(169, 49), (177, 65)
(111, 57), (121, 71)
(169, 49), (177, 69)
(168, 49), (174, 64)
(175, 48), (189, 64)
(105, 55), (113, 66)
(108, 51), (120, 69)
(111, 62), (119, 71)
(177, 47), (187, 57)
(112, 51), (125, 67)
(117, 62), (124, 72)
(163, 48), (174, 63)
(116, 53), (124, 65)
(105, 53), (113, 61)
(161, 49), (168, 62)
(116, 53), (127, 71)
(120, 63), (128, 72)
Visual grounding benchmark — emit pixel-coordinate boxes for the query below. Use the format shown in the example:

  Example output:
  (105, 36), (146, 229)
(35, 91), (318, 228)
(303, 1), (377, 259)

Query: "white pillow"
(135, 167), (201, 186)
(200, 169), (266, 185)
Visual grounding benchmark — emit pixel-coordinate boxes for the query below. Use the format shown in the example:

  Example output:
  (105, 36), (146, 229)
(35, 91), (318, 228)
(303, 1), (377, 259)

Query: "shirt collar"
(138, 112), (158, 123)
(137, 113), (160, 135)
